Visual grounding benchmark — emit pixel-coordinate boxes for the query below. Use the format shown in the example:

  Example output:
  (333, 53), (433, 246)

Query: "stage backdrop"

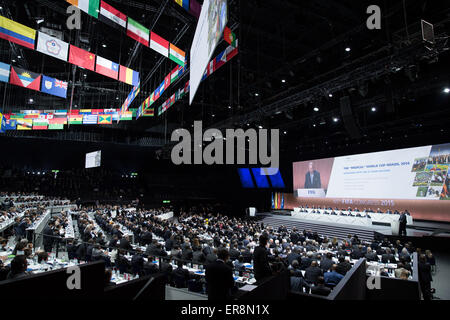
(290, 143), (450, 222)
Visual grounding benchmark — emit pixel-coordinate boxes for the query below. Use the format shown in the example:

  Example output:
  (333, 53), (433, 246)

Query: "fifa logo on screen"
(171, 121), (279, 174)
(66, 5), (81, 30)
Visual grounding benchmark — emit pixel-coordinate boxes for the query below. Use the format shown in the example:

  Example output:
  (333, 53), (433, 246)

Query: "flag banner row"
(135, 63), (187, 119)
(0, 108), (136, 132)
(154, 40), (238, 117)
(0, 15), (140, 86)
(118, 83), (140, 122)
(65, 1), (186, 67)
(0, 61), (68, 98)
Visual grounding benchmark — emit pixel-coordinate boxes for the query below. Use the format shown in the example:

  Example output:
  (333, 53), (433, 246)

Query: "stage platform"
(259, 211), (450, 244)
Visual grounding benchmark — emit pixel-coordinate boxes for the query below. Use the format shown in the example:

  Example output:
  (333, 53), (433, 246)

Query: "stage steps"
(260, 214), (375, 242)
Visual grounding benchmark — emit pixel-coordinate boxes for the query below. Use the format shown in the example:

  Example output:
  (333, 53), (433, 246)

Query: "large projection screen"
(189, 0), (228, 105)
(85, 151), (101, 169)
(290, 143), (450, 222)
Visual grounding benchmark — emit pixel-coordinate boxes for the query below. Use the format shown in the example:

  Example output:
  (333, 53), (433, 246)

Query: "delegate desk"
(292, 209), (413, 226)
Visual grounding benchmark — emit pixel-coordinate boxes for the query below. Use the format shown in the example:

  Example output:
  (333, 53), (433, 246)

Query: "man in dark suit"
(418, 254), (433, 300)
(205, 249), (235, 300)
(304, 161), (321, 189)
(311, 276), (331, 296)
(119, 235), (132, 251)
(304, 261), (322, 284)
(42, 221), (55, 253)
(399, 212), (407, 236)
(253, 235), (272, 282)
(172, 260), (191, 288)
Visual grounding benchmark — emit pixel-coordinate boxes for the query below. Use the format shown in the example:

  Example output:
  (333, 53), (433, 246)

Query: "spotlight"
(444, 87), (450, 93)
(255, 93), (259, 97)
(258, 125), (263, 129)
(345, 47), (351, 52)
(29, 98), (34, 103)
(313, 107), (319, 112)
(36, 19), (44, 24)
(281, 79), (286, 83)
(102, 44), (107, 48)
(328, 93), (333, 97)
(371, 107), (377, 112)
(283, 131), (287, 134)
(333, 117), (339, 122)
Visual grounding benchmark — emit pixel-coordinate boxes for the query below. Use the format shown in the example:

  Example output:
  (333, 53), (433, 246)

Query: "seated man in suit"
(304, 261), (322, 285)
(304, 162), (321, 189)
(311, 276), (331, 296)
(324, 264), (344, 286)
(172, 260), (190, 288)
(381, 248), (397, 263)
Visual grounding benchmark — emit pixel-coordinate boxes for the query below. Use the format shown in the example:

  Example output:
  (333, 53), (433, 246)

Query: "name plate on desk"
(296, 188), (326, 198)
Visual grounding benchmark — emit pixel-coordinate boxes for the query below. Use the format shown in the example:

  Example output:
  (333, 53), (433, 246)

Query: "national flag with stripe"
(0, 16), (36, 49)
(120, 111), (132, 121)
(66, 0), (100, 19)
(96, 55), (119, 79)
(83, 114), (98, 124)
(41, 75), (68, 98)
(169, 43), (185, 66)
(79, 109), (92, 114)
(33, 118), (48, 130)
(127, 18), (149, 46)
(9, 66), (41, 91)
(99, 1), (126, 29)
(119, 65), (139, 86)
(215, 50), (227, 70)
(98, 114), (112, 124)
(69, 45), (95, 71)
(170, 65), (180, 83)
(36, 31), (69, 62)
(150, 32), (169, 57)
(68, 114), (83, 124)
(0, 62), (10, 83)
(48, 123), (64, 130)
(164, 74), (171, 90)
(142, 107), (154, 117)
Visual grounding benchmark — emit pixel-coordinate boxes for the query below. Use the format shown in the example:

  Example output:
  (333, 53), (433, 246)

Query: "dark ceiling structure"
(0, 0), (449, 162)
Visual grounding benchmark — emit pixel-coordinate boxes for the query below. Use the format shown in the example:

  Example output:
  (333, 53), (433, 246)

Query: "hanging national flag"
(98, 114), (112, 124)
(0, 62), (10, 83)
(68, 114), (83, 124)
(0, 16), (36, 50)
(127, 17), (149, 46)
(83, 114), (98, 124)
(79, 109), (92, 114)
(225, 39), (238, 60)
(136, 106), (143, 120)
(48, 123), (64, 130)
(3, 119), (17, 130)
(96, 55), (119, 79)
(164, 74), (171, 90)
(150, 32), (169, 57)
(170, 65), (180, 83)
(69, 45), (95, 71)
(66, 0), (100, 19)
(36, 31), (69, 62)
(120, 111), (132, 120)
(33, 118), (48, 130)
(142, 108), (154, 117)
(9, 66), (41, 91)
(169, 43), (185, 66)
(174, 0), (190, 10)
(215, 50), (227, 70)
(41, 75), (68, 98)
(16, 119), (32, 130)
(223, 26), (236, 46)
(207, 59), (215, 76)
(119, 65), (139, 86)
(99, 1), (126, 29)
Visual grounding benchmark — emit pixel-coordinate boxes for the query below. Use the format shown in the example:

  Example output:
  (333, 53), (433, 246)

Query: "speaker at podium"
(246, 207), (256, 217)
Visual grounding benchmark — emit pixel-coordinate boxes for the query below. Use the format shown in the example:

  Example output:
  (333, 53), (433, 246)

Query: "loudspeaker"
(340, 96), (362, 139)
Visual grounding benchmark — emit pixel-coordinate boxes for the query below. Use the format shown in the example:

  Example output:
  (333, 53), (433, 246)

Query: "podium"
(248, 207), (256, 217)
(296, 188), (326, 198)
(391, 220), (399, 235)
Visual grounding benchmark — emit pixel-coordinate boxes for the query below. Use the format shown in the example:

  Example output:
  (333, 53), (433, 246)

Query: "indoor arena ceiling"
(1, 0), (449, 159)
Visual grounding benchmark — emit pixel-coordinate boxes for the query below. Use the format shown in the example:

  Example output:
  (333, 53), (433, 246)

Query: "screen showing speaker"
(291, 143), (450, 221)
